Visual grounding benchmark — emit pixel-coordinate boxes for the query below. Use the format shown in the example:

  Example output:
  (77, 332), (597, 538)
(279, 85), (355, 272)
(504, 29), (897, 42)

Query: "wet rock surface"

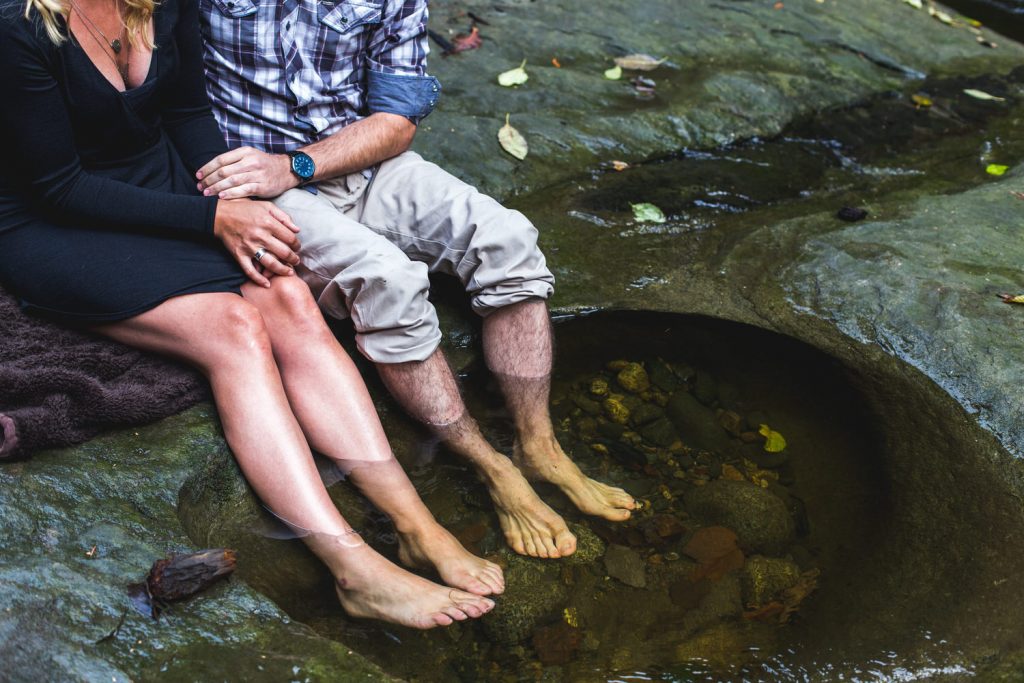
(5, 0), (1024, 680)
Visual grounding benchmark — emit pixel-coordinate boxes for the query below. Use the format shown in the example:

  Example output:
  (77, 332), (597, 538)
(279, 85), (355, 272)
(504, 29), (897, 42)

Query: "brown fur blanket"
(0, 286), (207, 459)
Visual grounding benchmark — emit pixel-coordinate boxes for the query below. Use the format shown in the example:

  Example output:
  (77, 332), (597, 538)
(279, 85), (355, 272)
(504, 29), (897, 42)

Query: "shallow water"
(225, 313), (1024, 682)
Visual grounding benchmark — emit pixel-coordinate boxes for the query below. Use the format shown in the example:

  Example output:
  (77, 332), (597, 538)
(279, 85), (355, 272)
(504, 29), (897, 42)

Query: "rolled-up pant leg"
(274, 186), (442, 363)
(352, 152), (555, 318)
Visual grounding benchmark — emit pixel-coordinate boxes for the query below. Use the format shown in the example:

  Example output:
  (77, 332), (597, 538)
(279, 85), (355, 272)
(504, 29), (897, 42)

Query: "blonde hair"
(25, 0), (157, 49)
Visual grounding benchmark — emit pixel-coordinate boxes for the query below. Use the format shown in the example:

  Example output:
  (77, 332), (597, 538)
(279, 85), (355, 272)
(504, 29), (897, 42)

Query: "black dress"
(0, 0), (245, 322)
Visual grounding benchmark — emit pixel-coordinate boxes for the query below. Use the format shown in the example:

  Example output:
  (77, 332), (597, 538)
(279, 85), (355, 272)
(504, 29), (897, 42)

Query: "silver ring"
(253, 247), (267, 264)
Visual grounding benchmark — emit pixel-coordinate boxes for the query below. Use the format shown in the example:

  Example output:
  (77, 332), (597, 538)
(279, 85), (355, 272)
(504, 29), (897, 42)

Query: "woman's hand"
(213, 198), (301, 287)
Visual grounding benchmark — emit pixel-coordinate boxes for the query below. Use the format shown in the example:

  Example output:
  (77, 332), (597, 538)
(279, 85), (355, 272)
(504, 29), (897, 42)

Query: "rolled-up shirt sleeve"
(365, 0), (441, 123)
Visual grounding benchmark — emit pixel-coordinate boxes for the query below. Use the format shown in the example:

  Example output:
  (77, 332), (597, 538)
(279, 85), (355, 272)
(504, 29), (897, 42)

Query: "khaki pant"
(274, 152), (555, 363)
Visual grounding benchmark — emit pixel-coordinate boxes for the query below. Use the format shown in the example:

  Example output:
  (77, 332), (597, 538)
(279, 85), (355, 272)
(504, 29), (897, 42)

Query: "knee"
(214, 298), (273, 359)
(265, 275), (326, 335)
(350, 256), (432, 320)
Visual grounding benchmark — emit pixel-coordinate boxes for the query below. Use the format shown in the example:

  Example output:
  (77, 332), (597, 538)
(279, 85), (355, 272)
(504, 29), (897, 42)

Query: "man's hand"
(214, 198), (301, 287)
(198, 147), (298, 200)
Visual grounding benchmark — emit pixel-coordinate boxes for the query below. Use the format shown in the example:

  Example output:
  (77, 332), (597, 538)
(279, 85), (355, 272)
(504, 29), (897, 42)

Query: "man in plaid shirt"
(195, 0), (635, 571)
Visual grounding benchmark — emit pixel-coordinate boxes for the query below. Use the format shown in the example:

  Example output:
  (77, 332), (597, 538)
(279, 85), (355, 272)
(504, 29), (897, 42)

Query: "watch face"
(291, 152), (315, 179)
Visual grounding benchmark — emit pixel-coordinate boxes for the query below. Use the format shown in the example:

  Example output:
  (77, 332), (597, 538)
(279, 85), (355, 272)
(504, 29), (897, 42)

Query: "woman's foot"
(397, 525), (505, 596)
(483, 458), (578, 558)
(514, 435), (636, 522)
(333, 545), (495, 629)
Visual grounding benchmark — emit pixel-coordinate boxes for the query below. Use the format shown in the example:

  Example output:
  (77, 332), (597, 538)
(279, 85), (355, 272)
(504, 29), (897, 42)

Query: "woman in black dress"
(0, 0), (502, 628)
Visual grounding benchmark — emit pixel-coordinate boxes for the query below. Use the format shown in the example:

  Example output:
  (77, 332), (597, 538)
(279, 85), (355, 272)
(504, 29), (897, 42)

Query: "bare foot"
(482, 458), (577, 558)
(334, 544), (495, 629)
(514, 436), (636, 522)
(397, 525), (505, 596)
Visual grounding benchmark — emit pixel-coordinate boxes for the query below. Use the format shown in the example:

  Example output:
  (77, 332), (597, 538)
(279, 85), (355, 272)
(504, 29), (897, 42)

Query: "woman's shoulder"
(0, 0), (57, 51)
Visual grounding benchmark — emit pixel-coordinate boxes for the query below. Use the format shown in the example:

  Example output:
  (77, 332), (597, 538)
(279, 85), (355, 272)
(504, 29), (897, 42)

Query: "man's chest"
(200, 0), (383, 72)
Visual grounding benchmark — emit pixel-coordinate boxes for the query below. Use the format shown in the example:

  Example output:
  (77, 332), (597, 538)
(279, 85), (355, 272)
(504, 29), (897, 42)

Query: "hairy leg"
(482, 299), (636, 521)
(378, 350), (577, 558)
(93, 289), (493, 628)
(240, 278), (502, 594)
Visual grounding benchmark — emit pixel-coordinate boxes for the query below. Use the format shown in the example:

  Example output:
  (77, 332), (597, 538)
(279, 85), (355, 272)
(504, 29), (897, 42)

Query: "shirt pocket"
(202, 0), (276, 60)
(317, 0), (383, 35)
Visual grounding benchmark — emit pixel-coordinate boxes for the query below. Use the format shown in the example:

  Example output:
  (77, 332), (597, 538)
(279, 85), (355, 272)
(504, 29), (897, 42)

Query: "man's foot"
(397, 525), (505, 596)
(334, 545), (495, 629)
(482, 458), (578, 558)
(514, 435), (636, 522)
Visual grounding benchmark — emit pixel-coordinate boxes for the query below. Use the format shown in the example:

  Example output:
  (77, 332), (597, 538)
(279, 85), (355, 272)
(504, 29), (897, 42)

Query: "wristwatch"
(289, 151), (316, 182)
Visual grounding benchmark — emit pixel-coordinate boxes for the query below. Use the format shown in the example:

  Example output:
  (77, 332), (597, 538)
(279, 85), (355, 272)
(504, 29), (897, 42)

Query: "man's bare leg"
(378, 351), (577, 558)
(483, 300), (636, 521)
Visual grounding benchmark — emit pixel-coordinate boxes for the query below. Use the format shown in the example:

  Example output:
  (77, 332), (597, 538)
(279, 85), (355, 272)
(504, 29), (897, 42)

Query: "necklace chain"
(69, 0), (130, 82)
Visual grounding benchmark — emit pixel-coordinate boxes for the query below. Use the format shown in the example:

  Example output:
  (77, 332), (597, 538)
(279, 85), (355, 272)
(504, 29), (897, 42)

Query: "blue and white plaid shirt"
(199, 0), (441, 154)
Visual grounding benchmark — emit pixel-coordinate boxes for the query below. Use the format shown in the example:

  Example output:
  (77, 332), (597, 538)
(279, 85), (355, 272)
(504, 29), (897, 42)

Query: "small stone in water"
(604, 544), (647, 588)
(603, 397), (630, 424)
(589, 377), (610, 397)
(616, 362), (651, 393)
(837, 206), (869, 222)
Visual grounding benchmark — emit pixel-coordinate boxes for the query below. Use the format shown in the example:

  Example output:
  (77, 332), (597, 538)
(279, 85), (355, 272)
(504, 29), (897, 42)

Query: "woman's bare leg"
(92, 290), (493, 628)
(240, 277), (503, 595)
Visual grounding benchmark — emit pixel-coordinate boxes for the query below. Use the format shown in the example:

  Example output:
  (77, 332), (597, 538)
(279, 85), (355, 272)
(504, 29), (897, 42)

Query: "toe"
(555, 529), (577, 556)
(603, 507), (632, 522)
(456, 602), (483, 618)
(431, 613), (454, 627)
(443, 606), (470, 621)
(523, 534), (539, 557)
(541, 534), (561, 558)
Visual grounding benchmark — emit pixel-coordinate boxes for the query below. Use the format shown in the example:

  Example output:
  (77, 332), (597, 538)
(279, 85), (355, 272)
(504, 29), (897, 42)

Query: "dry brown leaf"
(614, 54), (667, 71)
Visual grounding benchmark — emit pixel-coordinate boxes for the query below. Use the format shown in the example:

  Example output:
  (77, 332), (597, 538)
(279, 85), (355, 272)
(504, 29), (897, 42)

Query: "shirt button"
(340, 16), (348, 23)
(226, 1), (235, 6)
(285, 20), (291, 28)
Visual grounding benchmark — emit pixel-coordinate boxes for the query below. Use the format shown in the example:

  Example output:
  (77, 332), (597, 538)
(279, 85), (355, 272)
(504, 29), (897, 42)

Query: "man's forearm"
(303, 112), (417, 182)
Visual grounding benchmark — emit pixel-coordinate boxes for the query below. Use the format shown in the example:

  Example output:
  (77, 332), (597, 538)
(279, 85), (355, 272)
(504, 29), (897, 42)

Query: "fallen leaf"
(604, 65), (623, 80)
(683, 527), (745, 582)
(911, 93), (933, 108)
(903, 0), (923, 8)
(758, 424), (787, 453)
(928, 6), (954, 24)
(632, 75), (657, 96)
(551, 57), (561, 68)
(986, 164), (1009, 176)
(964, 89), (1006, 102)
(451, 26), (482, 54)
(498, 59), (528, 87)
(977, 35), (997, 48)
(743, 568), (820, 624)
(614, 54), (667, 71)
(1011, 191), (1024, 200)
(837, 206), (868, 222)
(631, 202), (666, 223)
(999, 294), (1024, 304)
(610, 160), (630, 171)
(498, 113), (528, 160)
(721, 463), (745, 481)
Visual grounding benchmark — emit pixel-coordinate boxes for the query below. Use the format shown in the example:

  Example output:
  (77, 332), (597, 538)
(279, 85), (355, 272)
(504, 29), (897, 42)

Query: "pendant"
(111, 38), (122, 54)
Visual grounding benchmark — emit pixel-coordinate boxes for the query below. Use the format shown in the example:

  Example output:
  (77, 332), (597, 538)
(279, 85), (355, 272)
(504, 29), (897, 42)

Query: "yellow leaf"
(604, 65), (623, 80)
(497, 60), (528, 87)
(563, 607), (579, 627)
(498, 114), (528, 160)
(613, 54), (666, 71)
(758, 424), (787, 453)
(986, 164), (1009, 176)
(999, 294), (1024, 304)
(611, 160), (630, 171)
(911, 94), (933, 107)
